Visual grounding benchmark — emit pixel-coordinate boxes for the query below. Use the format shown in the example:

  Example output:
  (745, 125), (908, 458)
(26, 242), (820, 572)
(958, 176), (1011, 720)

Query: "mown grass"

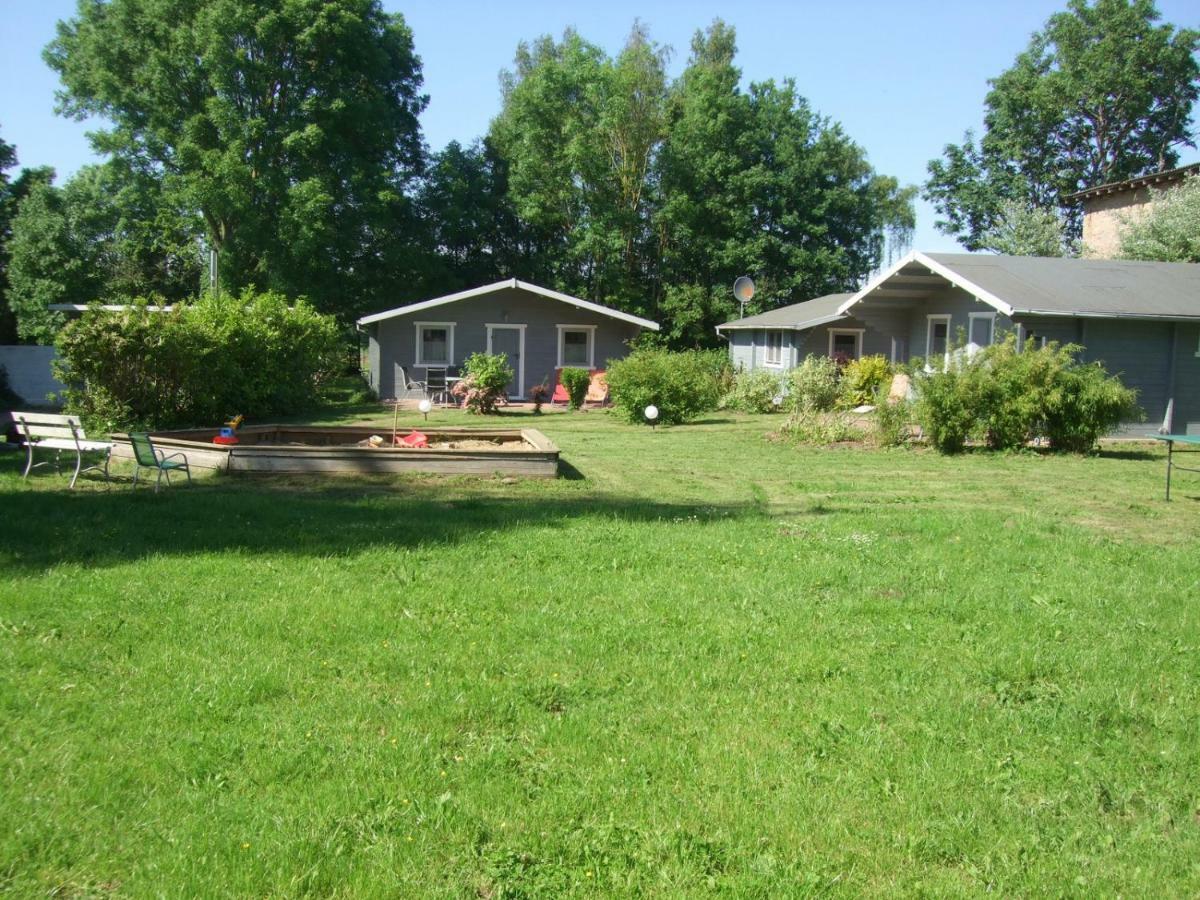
(2, 405), (1199, 896)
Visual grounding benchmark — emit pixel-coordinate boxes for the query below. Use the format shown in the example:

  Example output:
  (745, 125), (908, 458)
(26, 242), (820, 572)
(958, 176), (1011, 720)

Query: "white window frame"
(485, 323), (527, 400)
(827, 328), (865, 361)
(926, 315), (952, 362)
(556, 325), (596, 369)
(890, 336), (906, 364)
(415, 321), (455, 367)
(968, 312), (996, 348)
(763, 329), (786, 368)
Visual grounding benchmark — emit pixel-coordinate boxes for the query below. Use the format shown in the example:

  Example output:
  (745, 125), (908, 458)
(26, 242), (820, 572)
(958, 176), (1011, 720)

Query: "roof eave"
(716, 313), (847, 333)
(1015, 308), (1200, 323)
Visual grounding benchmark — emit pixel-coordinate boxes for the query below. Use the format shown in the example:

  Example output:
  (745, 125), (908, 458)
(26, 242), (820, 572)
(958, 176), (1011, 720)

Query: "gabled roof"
(716, 293), (853, 333)
(839, 251), (1200, 321)
(1063, 162), (1200, 203)
(356, 278), (659, 331)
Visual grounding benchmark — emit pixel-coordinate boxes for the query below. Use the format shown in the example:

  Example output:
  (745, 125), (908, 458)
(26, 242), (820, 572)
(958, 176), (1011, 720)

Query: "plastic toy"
(212, 414), (244, 445)
(396, 430), (428, 448)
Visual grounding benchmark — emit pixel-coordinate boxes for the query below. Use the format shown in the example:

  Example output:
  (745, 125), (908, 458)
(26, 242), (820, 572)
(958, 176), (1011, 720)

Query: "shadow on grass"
(556, 458), (586, 481)
(0, 469), (760, 573)
(1097, 448), (1160, 462)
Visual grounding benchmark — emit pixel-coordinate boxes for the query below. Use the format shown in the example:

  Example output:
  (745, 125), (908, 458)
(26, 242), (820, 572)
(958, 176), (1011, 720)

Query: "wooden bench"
(11, 411), (112, 488)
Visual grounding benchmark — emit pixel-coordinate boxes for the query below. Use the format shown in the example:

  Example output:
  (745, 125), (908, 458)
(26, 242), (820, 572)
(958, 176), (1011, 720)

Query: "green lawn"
(2, 406), (1199, 896)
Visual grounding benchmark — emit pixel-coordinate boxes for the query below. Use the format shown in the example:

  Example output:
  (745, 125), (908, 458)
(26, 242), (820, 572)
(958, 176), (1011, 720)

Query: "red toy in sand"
(396, 430), (428, 448)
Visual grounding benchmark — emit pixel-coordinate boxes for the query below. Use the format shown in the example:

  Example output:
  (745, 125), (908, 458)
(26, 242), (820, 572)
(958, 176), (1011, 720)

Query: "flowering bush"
(454, 352), (513, 415)
(529, 383), (550, 414)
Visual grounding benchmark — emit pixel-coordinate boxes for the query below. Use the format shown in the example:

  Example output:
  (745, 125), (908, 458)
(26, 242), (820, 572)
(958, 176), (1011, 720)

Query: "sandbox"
(110, 425), (560, 477)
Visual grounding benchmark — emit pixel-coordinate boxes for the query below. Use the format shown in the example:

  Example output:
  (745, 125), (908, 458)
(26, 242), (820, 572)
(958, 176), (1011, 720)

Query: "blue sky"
(2, 0), (1197, 253)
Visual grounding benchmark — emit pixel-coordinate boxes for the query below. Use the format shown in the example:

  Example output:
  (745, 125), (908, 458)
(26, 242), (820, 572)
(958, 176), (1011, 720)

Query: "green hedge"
(54, 289), (342, 431)
(914, 337), (1141, 453)
(606, 349), (722, 425)
(560, 367), (591, 410)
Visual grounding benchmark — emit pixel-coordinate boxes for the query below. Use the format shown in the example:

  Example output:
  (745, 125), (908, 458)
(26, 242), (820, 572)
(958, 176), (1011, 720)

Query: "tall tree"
(978, 201), (1077, 257)
(7, 162), (203, 343)
(0, 132), (54, 343)
(925, 0), (1199, 249)
(652, 20), (747, 340)
(655, 22), (915, 346)
(46, 0), (428, 321)
(490, 24), (669, 315)
(417, 139), (555, 295)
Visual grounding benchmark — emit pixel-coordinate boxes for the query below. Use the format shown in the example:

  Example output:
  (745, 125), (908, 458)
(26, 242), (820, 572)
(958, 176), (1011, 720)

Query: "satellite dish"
(733, 276), (755, 320)
(733, 276), (755, 303)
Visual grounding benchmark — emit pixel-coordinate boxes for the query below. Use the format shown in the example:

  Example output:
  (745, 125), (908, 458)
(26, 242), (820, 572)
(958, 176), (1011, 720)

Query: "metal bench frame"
(12, 412), (111, 489)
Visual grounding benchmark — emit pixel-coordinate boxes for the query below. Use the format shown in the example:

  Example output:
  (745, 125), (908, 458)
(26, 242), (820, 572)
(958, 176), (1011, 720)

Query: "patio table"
(1150, 434), (1200, 500)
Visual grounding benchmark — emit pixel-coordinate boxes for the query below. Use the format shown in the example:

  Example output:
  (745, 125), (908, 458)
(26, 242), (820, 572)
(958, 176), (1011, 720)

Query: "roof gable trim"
(357, 278), (659, 331)
(837, 251), (1015, 318)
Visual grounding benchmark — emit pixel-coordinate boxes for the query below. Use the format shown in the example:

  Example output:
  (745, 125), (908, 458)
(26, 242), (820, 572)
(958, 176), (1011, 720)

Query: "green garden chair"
(129, 432), (192, 492)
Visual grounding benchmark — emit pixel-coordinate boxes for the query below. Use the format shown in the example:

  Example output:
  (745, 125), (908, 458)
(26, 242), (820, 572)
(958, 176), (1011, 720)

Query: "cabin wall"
(369, 287), (643, 399)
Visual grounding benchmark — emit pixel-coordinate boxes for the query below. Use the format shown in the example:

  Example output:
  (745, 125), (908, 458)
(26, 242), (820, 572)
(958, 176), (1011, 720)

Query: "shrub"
(786, 354), (840, 412)
(721, 369), (784, 413)
(560, 366), (591, 410)
(913, 364), (983, 454)
(454, 352), (513, 415)
(693, 348), (736, 396)
(972, 337), (1058, 450)
(838, 355), (892, 408)
(912, 336), (1141, 454)
(1043, 361), (1142, 452)
(54, 289), (341, 432)
(782, 408), (862, 445)
(873, 398), (913, 447)
(606, 349), (721, 425)
(529, 383), (550, 414)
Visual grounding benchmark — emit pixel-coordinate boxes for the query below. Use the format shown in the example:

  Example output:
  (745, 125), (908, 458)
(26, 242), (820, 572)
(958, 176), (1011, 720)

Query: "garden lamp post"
(419, 398), (432, 422)
(645, 405), (659, 430)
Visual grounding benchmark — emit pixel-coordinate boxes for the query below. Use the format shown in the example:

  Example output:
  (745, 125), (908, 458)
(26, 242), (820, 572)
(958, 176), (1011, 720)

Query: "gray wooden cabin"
(718, 253), (1200, 436)
(358, 279), (659, 400)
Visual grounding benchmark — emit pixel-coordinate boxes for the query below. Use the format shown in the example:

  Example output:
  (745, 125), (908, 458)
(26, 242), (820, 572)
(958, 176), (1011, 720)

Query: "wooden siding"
(367, 286), (643, 399)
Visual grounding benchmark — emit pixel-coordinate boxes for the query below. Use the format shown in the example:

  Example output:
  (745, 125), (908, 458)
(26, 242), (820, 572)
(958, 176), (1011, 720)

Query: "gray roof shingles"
(927, 253), (1200, 319)
(717, 293), (852, 330)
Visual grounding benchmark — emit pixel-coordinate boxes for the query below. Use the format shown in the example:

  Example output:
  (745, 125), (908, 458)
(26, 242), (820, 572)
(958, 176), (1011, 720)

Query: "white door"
(486, 325), (525, 399)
